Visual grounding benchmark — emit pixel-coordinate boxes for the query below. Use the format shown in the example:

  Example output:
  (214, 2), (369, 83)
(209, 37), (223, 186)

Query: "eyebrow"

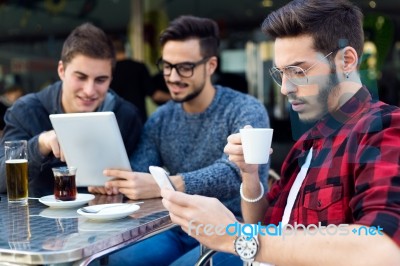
(74, 71), (110, 79)
(162, 59), (198, 65)
(274, 60), (306, 70)
(74, 71), (88, 77)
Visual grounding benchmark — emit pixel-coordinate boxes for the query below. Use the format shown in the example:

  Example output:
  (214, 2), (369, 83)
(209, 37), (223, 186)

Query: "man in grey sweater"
(89, 16), (270, 265)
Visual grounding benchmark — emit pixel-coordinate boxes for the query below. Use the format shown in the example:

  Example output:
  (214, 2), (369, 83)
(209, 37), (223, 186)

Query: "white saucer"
(77, 203), (140, 221)
(39, 194), (95, 209)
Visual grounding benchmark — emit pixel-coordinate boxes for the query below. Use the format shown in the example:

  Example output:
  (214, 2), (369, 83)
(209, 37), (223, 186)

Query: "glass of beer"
(5, 140), (28, 204)
(52, 166), (77, 201)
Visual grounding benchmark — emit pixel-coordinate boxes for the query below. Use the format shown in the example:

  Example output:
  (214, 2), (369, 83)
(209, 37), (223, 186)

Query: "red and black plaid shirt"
(265, 86), (400, 246)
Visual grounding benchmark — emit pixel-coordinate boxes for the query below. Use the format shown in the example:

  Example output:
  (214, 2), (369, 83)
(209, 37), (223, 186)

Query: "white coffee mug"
(240, 128), (273, 164)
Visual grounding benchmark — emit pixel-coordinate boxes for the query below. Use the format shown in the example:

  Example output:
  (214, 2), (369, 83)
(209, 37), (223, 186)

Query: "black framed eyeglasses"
(269, 51), (333, 86)
(156, 57), (210, 78)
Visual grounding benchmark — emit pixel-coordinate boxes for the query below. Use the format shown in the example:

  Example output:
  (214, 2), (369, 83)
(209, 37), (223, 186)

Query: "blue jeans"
(101, 227), (199, 266)
(170, 246), (243, 266)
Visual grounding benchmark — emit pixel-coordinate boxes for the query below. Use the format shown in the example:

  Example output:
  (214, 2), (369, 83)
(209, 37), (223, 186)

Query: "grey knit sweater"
(130, 85), (270, 216)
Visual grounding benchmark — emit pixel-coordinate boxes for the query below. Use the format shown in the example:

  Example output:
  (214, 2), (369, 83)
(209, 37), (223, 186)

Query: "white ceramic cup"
(240, 128), (273, 164)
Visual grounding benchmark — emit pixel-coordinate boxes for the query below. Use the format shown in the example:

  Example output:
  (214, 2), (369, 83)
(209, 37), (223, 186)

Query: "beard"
(172, 83), (204, 103)
(290, 67), (340, 124)
(315, 71), (340, 119)
(170, 73), (206, 103)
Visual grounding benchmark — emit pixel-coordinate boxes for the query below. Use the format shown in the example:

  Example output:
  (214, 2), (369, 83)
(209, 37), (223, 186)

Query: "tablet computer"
(49, 112), (132, 187)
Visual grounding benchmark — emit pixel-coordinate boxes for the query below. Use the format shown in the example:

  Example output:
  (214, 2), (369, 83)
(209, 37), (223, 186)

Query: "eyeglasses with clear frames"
(156, 57), (210, 78)
(269, 51), (334, 87)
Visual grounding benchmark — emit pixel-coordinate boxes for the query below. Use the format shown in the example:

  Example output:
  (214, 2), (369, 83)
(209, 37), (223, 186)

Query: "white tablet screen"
(49, 112), (132, 186)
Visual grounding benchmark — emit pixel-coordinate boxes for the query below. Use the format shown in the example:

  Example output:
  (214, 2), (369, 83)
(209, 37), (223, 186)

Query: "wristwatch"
(234, 234), (259, 263)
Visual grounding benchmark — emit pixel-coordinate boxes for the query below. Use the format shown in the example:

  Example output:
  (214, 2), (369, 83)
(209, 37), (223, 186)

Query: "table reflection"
(7, 203), (31, 250)
(42, 217), (79, 251)
(0, 194), (173, 265)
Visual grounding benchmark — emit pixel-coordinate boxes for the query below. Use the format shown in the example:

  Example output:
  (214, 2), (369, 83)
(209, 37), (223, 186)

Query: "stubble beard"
(171, 73), (206, 103)
(173, 83), (204, 103)
(299, 67), (340, 124)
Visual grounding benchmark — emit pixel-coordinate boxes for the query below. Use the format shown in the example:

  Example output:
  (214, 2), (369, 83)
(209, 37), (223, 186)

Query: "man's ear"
(341, 46), (358, 73)
(57, 60), (65, 80)
(207, 56), (218, 75)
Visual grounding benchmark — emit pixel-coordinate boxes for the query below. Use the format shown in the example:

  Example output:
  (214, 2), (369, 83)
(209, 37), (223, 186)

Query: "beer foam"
(6, 159), (28, 164)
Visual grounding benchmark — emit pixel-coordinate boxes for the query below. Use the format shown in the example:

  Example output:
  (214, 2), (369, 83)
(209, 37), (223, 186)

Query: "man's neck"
(329, 78), (363, 113)
(183, 84), (216, 114)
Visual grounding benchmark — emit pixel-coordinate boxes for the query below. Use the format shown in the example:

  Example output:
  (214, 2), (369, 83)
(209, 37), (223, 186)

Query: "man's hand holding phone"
(149, 166), (176, 191)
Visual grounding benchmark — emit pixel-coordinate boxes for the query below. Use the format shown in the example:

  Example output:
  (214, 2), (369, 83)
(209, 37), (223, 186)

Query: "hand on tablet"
(38, 130), (66, 161)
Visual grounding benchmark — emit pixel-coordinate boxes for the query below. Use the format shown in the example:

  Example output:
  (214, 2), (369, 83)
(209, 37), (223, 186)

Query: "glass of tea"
(52, 166), (77, 201)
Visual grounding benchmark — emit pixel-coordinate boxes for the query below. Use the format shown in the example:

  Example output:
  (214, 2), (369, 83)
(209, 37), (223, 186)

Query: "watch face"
(235, 236), (258, 260)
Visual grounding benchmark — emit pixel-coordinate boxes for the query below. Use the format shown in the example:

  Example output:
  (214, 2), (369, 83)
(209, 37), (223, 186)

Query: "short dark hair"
(159, 15), (220, 58)
(61, 22), (116, 67)
(3, 84), (24, 96)
(262, 0), (364, 61)
(112, 38), (125, 54)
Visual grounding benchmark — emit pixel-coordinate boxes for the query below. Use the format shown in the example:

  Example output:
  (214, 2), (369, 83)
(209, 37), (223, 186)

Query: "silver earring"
(344, 72), (350, 79)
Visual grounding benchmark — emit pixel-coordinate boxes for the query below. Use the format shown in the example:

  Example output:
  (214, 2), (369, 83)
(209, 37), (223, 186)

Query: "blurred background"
(0, 0), (399, 170)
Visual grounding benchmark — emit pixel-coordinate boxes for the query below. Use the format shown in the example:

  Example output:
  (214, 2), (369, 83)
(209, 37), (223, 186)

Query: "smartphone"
(149, 166), (176, 191)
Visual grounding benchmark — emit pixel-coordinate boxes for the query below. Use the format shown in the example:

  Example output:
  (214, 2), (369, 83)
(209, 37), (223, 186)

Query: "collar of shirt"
(307, 86), (371, 140)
